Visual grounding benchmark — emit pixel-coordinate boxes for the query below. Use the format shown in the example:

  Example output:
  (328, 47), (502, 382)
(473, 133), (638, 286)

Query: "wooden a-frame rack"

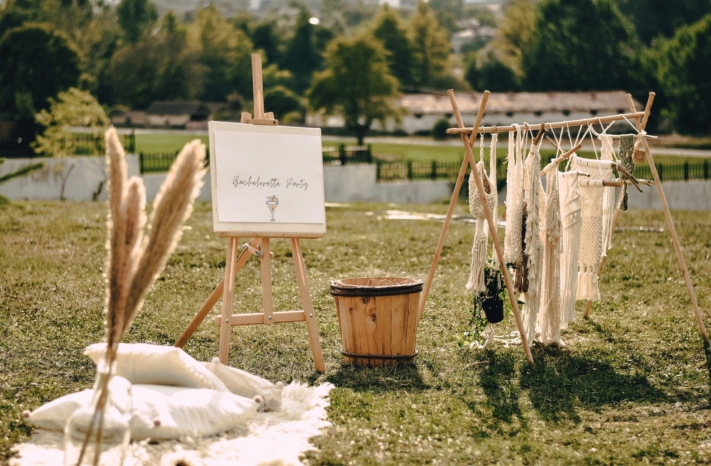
(174, 54), (326, 373)
(419, 90), (709, 366)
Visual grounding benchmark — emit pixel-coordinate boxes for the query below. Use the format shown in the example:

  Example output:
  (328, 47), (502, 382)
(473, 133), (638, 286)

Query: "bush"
(432, 118), (451, 140)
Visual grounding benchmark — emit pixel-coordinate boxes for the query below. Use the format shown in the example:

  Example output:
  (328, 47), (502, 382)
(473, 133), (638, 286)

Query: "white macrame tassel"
(558, 171), (582, 326)
(466, 221), (488, 292)
(489, 134), (498, 266)
(537, 168), (563, 346)
(504, 126), (524, 265)
(521, 141), (543, 348)
(600, 134), (617, 253)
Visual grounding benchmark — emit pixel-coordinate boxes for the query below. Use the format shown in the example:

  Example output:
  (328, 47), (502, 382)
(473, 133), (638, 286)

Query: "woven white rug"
(11, 382), (333, 466)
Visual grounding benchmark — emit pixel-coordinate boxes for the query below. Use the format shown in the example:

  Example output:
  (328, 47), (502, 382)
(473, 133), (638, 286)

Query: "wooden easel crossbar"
(175, 54), (326, 373)
(419, 90), (709, 367)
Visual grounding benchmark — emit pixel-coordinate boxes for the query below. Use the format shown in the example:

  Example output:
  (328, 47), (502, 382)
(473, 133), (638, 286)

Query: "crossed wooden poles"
(419, 90), (709, 366)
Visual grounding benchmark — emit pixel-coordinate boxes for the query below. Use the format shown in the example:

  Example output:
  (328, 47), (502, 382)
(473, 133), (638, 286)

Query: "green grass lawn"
(134, 133), (706, 167)
(2, 201), (711, 464)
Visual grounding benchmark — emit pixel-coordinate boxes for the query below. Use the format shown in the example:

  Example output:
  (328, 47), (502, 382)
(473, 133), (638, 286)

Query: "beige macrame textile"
(558, 170), (582, 326)
(521, 142), (543, 347)
(503, 126), (524, 265)
(537, 167), (563, 346)
(571, 155), (615, 301)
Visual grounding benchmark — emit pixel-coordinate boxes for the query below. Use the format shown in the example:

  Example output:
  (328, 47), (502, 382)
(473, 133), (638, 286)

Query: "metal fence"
(0, 131), (136, 158)
(140, 144), (372, 174)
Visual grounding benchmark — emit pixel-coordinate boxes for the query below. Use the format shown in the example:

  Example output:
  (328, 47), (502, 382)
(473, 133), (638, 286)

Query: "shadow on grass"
(520, 346), (667, 423)
(463, 350), (524, 425)
(326, 361), (428, 394)
(704, 340), (711, 404)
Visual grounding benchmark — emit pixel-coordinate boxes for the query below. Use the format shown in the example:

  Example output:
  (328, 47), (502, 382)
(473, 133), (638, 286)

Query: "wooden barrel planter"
(330, 277), (423, 367)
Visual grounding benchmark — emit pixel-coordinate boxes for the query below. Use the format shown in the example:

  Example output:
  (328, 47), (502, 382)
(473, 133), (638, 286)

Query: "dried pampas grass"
(78, 128), (206, 465)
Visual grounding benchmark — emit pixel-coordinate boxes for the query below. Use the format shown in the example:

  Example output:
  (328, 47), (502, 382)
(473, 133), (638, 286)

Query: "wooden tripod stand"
(175, 54), (326, 373)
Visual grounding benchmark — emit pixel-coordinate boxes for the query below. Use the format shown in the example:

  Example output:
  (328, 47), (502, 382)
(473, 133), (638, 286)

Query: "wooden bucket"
(330, 277), (423, 367)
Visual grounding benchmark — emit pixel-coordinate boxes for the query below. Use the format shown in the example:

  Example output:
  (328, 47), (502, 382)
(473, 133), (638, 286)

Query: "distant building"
(308, 91), (643, 134)
(111, 101), (226, 129)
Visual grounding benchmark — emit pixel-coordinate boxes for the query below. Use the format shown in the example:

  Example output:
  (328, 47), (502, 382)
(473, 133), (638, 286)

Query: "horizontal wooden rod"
(446, 111), (646, 135)
(216, 310), (306, 327)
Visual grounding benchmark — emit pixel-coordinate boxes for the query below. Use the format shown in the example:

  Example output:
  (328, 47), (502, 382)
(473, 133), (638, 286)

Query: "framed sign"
(208, 121), (326, 237)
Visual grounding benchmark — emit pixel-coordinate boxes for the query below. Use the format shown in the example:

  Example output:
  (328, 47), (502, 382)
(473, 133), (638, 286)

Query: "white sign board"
(208, 121), (326, 237)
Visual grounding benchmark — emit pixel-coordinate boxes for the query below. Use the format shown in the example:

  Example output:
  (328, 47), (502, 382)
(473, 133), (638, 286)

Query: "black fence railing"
(322, 144), (372, 165)
(140, 144), (372, 174)
(0, 131), (136, 158)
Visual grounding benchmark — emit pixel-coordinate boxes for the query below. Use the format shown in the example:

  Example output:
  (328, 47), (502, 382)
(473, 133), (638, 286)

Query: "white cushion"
(84, 343), (228, 392)
(202, 358), (283, 412)
(25, 384), (260, 440)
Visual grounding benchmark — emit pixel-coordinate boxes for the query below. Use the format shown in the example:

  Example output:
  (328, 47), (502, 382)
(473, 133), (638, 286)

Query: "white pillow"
(25, 376), (133, 432)
(26, 384), (260, 440)
(202, 358), (283, 412)
(84, 343), (228, 392)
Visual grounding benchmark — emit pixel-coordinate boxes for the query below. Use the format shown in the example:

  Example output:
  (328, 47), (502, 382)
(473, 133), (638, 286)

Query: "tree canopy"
(409, 2), (451, 88)
(117, 0), (158, 43)
(372, 5), (413, 88)
(308, 34), (399, 144)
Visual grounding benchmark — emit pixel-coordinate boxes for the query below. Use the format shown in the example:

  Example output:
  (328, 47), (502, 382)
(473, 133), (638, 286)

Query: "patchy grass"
(1, 202), (711, 464)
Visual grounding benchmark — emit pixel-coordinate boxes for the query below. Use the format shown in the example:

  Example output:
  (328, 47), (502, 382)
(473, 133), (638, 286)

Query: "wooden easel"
(424, 91), (709, 364)
(175, 54), (326, 373)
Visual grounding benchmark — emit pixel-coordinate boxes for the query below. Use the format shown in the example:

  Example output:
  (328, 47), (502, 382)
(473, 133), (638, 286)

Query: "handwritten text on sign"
(213, 126), (325, 225)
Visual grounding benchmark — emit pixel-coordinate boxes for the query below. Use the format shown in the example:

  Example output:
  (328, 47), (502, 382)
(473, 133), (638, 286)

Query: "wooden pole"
(252, 54), (264, 120)
(451, 90), (535, 365)
(219, 237), (239, 364)
(636, 96), (709, 341)
(418, 92), (490, 320)
(446, 111), (646, 135)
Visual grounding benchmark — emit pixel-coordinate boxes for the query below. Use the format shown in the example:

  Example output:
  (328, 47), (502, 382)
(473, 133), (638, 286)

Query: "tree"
(109, 19), (205, 108)
(188, 6), (253, 102)
(117, 0), (157, 43)
(372, 5), (413, 87)
(281, 10), (323, 94)
(409, 2), (451, 88)
(252, 20), (282, 64)
(33, 88), (108, 156)
(522, 0), (639, 92)
(308, 35), (399, 145)
(650, 14), (711, 133)
(264, 86), (303, 119)
(492, 0), (536, 77)
(617, 0), (711, 45)
(465, 48), (519, 91)
(0, 23), (80, 117)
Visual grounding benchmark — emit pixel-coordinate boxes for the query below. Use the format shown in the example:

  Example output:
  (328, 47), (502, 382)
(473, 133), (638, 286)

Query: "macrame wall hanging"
(558, 170), (582, 326)
(520, 137), (543, 347)
(570, 154), (615, 301)
(537, 164), (563, 346)
(503, 126), (524, 267)
(466, 133), (497, 291)
(599, 134), (619, 253)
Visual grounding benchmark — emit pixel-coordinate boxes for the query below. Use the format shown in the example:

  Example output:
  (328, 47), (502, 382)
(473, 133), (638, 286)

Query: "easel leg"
(219, 237), (239, 363)
(291, 238), (326, 373)
(175, 238), (260, 348)
(260, 237), (274, 323)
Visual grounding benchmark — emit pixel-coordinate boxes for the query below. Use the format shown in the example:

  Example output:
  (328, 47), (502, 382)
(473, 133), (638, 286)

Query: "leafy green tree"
(409, 2), (451, 87)
(650, 14), (711, 133)
(117, 0), (157, 43)
(188, 6), (253, 102)
(617, 0), (711, 45)
(308, 34), (399, 145)
(372, 5), (413, 87)
(264, 86), (303, 119)
(252, 20), (282, 64)
(522, 0), (639, 92)
(465, 48), (519, 91)
(0, 23), (80, 115)
(33, 88), (109, 156)
(281, 10), (323, 94)
(493, 0), (536, 77)
(430, 0), (463, 33)
(109, 19), (205, 108)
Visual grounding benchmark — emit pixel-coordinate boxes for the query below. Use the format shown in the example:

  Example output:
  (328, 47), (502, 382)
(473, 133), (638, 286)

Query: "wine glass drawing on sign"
(266, 195), (279, 222)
